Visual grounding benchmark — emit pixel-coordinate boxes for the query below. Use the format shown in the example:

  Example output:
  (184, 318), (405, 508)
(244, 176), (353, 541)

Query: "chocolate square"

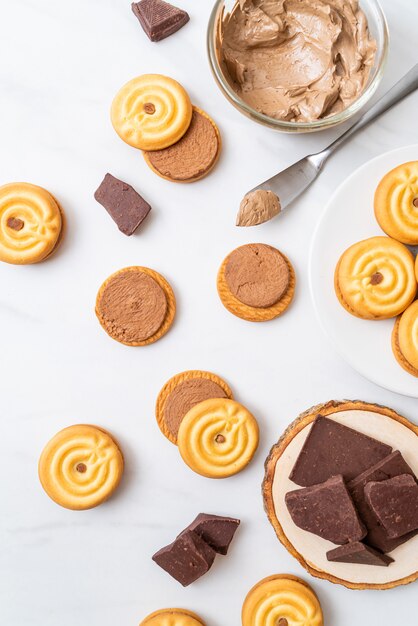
(326, 542), (394, 566)
(285, 475), (366, 545)
(365, 474), (418, 539)
(94, 173), (151, 236)
(152, 529), (216, 587)
(183, 513), (240, 555)
(348, 451), (418, 552)
(132, 0), (189, 42)
(289, 415), (392, 487)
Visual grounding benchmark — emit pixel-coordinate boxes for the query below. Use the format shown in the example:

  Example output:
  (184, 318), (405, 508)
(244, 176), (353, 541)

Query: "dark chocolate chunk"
(94, 173), (151, 236)
(285, 475), (366, 545)
(365, 475), (418, 539)
(348, 451), (418, 553)
(132, 0), (189, 42)
(326, 542), (394, 566)
(289, 415), (392, 487)
(182, 513), (240, 555)
(152, 529), (216, 587)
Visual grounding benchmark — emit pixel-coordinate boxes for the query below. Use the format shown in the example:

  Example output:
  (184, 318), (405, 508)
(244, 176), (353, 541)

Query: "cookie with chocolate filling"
(143, 107), (221, 182)
(156, 370), (233, 444)
(95, 266), (176, 346)
(217, 243), (295, 322)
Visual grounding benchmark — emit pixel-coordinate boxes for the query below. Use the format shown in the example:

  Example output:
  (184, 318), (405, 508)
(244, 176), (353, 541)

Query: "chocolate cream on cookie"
(224, 243), (290, 307)
(218, 0), (376, 122)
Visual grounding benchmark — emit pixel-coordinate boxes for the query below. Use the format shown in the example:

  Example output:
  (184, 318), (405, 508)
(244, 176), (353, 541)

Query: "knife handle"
(318, 64), (418, 163)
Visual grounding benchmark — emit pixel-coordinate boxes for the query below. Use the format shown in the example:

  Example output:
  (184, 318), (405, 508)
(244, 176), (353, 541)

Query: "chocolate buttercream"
(225, 243), (290, 307)
(237, 190), (281, 226)
(146, 109), (219, 181)
(97, 270), (167, 343)
(219, 0), (376, 122)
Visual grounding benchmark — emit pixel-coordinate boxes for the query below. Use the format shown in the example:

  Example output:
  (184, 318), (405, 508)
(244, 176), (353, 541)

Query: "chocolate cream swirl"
(219, 0), (376, 122)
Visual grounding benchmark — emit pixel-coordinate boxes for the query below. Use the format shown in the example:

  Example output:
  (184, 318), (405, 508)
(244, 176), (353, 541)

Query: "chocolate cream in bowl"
(218, 0), (376, 122)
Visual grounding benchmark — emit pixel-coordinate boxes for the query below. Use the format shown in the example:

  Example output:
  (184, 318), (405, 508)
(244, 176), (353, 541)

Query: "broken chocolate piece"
(285, 475), (366, 544)
(348, 451), (418, 553)
(365, 474), (418, 539)
(182, 513), (240, 555)
(326, 542), (394, 566)
(289, 415), (392, 487)
(132, 0), (189, 42)
(152, 529), (216, 587)
(94, 173), (151, 236)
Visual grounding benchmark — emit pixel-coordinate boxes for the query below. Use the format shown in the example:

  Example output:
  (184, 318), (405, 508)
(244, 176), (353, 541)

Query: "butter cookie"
(140, 609), (205, 626)
(392, 300), (418, 377)
(111, 74), (192, 150)
(38, 424), (124, 510)
(242, 574), (323, 626)
(374, 161), (418, 245)
(0, 182), (62, 264)
(177, 398), (259, 478)
(335, 236), (416, 319)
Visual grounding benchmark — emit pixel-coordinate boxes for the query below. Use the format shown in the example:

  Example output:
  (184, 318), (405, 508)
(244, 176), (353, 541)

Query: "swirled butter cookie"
(335, 236), (416, 319)
(140, 608), (205, 626)
(242, 574), (323, 626)
(144, 107), (221, 183)
(177, 398), (259, 478)
(156, 370), (233, 444)
(0, 182), (62, 264)
(217, 243), (295, 322)
(38, 424), (124, 510)
(111, 74), (192, 150)
(95, 266), (176, 346)
(374, 161), (418, 245)
(392, 300), (418, 377)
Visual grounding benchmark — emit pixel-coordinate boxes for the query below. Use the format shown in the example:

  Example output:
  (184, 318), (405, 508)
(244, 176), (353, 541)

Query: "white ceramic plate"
(309, 145), (418, 398)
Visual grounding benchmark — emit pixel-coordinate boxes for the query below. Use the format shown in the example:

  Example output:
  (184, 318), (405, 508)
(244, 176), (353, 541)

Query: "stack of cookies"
(155, 370), (259, 478)
(335, 161), (418, 376)
(111, 73), (221, 183)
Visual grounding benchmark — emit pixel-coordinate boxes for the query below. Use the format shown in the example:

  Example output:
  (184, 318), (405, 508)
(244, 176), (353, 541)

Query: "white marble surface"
(0, 1), (417, 625)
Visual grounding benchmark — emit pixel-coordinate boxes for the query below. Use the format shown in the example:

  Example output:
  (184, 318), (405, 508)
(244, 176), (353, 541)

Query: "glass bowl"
(207, 0), (389, 133)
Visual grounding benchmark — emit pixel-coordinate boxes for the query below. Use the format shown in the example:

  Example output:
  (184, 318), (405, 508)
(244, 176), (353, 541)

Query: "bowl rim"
(207, 0), (390, 131)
